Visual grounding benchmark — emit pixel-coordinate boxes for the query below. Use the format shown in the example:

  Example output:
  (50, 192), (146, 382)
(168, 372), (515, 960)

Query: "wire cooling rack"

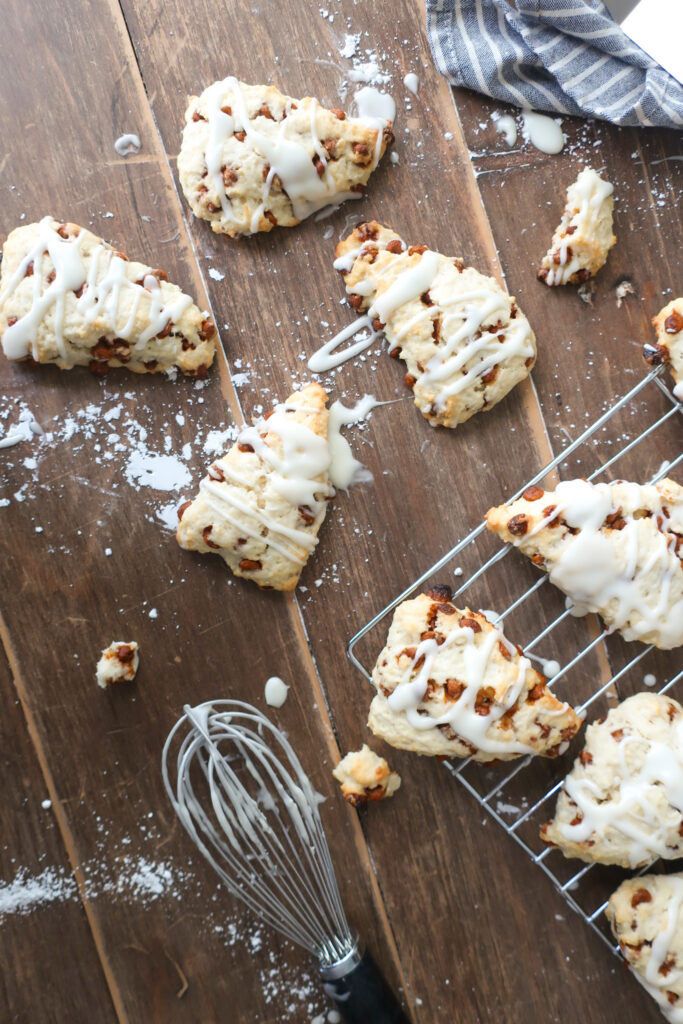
(347, 366), (682, 952)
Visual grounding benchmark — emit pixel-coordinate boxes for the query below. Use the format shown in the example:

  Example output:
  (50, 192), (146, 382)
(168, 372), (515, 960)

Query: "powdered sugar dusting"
(124, 449), (192, 492)
(0, 866), (78, 916)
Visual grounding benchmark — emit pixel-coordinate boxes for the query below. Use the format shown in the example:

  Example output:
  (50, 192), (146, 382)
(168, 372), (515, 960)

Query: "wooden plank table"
(0, 0), (680, 1020)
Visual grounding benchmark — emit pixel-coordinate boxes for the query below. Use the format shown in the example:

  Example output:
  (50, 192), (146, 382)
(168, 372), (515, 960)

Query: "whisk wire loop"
(162, 700), (355, 963)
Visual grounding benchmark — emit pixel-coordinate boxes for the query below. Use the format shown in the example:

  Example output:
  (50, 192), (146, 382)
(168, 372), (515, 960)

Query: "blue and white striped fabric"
(426, 0), (683, 128)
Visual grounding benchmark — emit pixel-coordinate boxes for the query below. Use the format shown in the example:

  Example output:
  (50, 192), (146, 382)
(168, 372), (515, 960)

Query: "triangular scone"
(334, 221), (536, 429)
(178, 79), (393, 237)
(486, 477), (683, 650)
(176, 383), (333, 591)
(541, 693), (683, 868)
(607, 872), (683, 1021)
(538, 167), (615, 286)
(0, 218), (215, 377)
(368, 587), (581, 762)
(645, 298), (683, 403)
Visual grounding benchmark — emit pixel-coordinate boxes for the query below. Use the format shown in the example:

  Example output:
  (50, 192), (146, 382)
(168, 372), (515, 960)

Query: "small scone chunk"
(96, 641), (139, 689)
(541, 693), (683, 868)
(645, 298), (683, 403)
(178, 78), (393, 237)
(177, 383), (333, 591)
(0, 218), (215, 377)
(607, 872), (683, 1022)
(333, 221), (536, 428)
(332, 745), (401, 806)
(538, 167), (615, 286)
(486, 477), (683, 650)
(368, 587), (581, 762)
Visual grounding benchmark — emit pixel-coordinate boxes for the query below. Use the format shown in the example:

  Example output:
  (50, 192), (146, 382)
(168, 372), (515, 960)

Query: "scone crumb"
(332, 745), (401, 806)
(96, 641), (139, 689)
(538, 166), (615, 286)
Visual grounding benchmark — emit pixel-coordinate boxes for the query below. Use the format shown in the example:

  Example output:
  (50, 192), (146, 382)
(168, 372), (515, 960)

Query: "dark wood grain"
(0, 644), (116, 1024)
(0, 0), (408, 1021)
(0, 0), (680, 1020)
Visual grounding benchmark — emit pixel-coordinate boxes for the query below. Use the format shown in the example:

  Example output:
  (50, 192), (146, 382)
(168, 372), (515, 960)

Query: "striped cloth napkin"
(426, 0), (683, 127)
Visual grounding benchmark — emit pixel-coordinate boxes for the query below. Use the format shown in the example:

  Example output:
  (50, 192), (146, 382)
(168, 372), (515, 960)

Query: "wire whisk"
(162, 700), (410, 1023)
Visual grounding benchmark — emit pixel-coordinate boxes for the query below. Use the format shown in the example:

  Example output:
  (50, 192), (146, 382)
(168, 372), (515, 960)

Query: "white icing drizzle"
(638, 878), (683, 1022)
(309, 248), (442, 374)
(264, 676), (289, 708)
(0, 217), (192, 364)
(521, 112), (564, 155)
(562, 721), (683, 867)
(201, 479), (315, 562)
(307, 315), (378, 373)
(239, 405), (334, 508)
(386, 620), (536, 756)
(201, 78), (388, 227)
(199, 393), (375, 564)
(528, 479), (683, 646)
(492, 112), (517, 147)
(327, 395), (377, 489)
(402, 73), (419, 96)
(114, 133), (141, 156)
(546, 168), (613, 285)
(316, 240), (535, 400)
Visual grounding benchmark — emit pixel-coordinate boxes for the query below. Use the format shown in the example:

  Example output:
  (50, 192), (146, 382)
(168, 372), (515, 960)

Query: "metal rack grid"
(347, 366), (683, 953)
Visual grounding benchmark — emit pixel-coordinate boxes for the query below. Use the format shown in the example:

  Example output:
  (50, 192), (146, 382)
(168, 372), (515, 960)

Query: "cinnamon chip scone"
(368, 587), (581, 762)
(96, 641), (139, 689)
(332, 221), (536, 428)
(332, 745), (401, 806)
(0, 218), (215, 377)
(607, 872), (683, 1022)
(178, 78), (393, 236)
(486, 477), (683, 650)
(176, 383), (334, 591)
(542, 693), (683, 868)
(538, 167), (615, 286)
(645, 298), (683, 403)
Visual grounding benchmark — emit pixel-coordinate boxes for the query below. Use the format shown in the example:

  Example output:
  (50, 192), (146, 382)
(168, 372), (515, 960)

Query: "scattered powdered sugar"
(124, 448), (192, 492)
(208, 267), (225, 282)
(339, 32), (360, 59)
(0, 385), (239, 534)
(203, 425), (240, 455)
(0, 866), (78, 916)
(0, 406), (44, 449)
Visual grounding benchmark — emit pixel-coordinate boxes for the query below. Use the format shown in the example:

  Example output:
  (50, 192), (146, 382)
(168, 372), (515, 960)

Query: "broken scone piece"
(178, 78), (393, 236)
(645, 298), (683, 403)
(486, 477), (683, 650)
(177, 383), (334, 591)
(607, 872), (683, 1022)
(332, 221), (537, 428)
(541, 693), (683, 868)
(368, 587), (581, 762)
(538, 167), (615, 286)
(333, 745), (401, 806)
(96, 641), (139, 689)
(0, 219), (215, 377)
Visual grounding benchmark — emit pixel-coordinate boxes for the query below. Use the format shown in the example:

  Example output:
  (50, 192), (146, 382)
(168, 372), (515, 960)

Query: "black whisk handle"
(321, 948), (411, 1024)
